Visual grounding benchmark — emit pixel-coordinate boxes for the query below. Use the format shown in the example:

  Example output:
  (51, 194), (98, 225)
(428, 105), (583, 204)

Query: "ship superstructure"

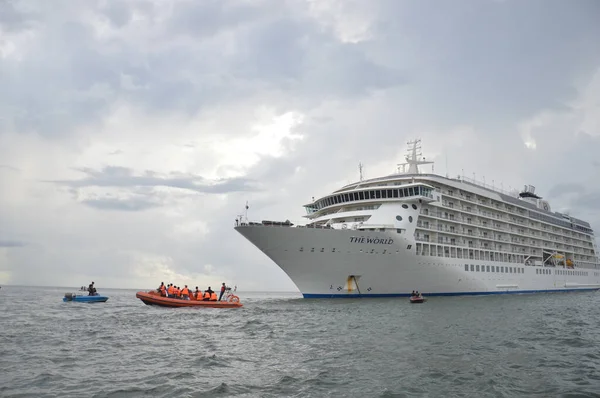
(234, 139), (600, 297)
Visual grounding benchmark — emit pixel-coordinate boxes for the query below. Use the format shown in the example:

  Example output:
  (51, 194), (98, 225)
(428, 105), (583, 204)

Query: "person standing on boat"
(88, 282), (96, 296)
(218, 283), (226, 301)
(181, 285), (190, 300)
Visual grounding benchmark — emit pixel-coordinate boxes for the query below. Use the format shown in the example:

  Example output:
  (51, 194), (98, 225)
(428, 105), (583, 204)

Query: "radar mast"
(397, 139), (433, 174)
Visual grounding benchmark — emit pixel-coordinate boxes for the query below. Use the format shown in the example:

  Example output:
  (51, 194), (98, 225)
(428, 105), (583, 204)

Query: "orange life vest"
(167, 286), (174, 295)
(210, 292), (217, 301)
(181, 287), (189, 296)
(160, 285), (166, 296)
(203, 291), (210, 299)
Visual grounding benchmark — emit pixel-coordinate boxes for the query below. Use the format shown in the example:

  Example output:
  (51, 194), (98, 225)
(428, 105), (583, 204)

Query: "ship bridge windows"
(307, 185), (434, 212)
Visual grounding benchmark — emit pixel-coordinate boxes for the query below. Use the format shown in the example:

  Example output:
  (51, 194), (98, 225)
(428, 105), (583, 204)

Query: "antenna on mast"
(397, 138), (433, 175)
(358, 162), (364, 182)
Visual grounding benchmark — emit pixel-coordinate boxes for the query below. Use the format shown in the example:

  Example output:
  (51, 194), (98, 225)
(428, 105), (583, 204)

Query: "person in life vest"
(218, 283), (226, 301)
(193, 286), (200, 300)
(210, 291), (218, 301)
(167, 284), (174, 298)
(203, 287), (213, 301)
(181, 285), (190, 300)
(157, 282), (166, 296)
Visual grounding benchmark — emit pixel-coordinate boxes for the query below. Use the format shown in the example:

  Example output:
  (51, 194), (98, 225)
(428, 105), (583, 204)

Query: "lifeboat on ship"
(135, 291), (243, 308)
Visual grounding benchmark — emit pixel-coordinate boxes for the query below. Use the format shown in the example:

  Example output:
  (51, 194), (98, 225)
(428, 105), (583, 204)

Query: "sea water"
(0, 285), (599, 397)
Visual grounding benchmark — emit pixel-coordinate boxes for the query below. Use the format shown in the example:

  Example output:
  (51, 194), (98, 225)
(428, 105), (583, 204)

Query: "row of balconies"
(442, 191), (528, 216)
(419, 212), (594, 249)
(427, 202), (592, 241)
(416, 222), (594, 251)
(415, 238), (598, 262)
(416, 233), (593, 256)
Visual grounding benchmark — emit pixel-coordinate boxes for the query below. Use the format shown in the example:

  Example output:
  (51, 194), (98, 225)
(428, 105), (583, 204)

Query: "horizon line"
(0, 284), (301, 293)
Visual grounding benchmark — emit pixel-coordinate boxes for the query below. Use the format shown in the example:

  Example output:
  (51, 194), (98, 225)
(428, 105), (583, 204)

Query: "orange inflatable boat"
(135, 291), (243, 308)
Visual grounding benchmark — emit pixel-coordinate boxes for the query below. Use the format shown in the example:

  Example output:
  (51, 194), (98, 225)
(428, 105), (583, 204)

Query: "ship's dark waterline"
(1, 286), (599, 397)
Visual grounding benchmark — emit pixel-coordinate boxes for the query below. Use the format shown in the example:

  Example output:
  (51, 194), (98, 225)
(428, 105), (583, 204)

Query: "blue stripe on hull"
(303, 288), (600, 299)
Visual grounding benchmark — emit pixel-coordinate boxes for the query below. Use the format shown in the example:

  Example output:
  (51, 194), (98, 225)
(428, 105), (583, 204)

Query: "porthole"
(408, 216), (413, 223)
(412, 204), (417, 210)
(396, 215), (403, 221)
(402, 204), (409, 209)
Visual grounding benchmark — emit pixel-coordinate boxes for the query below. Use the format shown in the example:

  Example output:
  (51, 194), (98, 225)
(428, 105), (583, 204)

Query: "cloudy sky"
(1, 0), (599, 291)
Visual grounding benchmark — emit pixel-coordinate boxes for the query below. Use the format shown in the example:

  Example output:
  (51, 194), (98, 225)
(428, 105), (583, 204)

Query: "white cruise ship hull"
(235, 225), (600, 298)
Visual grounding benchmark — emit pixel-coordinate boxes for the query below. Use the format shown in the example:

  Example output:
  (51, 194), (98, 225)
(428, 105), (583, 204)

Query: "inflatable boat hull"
(135, 291), (243, 308)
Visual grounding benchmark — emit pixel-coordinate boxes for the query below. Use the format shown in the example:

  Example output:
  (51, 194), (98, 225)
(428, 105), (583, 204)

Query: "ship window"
(470, 264), (474, 271)
(396, 229), (402, 233)
(412, 204), (417, 210)
(332, 248), (336, 252)
(344, 194), (350, 202)
(300, 247), (304, 252)
(408, 216), (413, 223)
(402, 204), (408, 209)
(376, 190), (381, 199)
(465, 264), (469, 271)
(407, 245), (412, 250)
(311, 248), (315, 252)
(359, 191), (364, 200)
(491, 266), (495, 272)
(396, 216), (403, 221)
(320, 248), (324, 252)
(476, 265), (480, 272)
(393, 189), (399, 198)
(486, 265), (490, 272)
(369, 191), (375, 199)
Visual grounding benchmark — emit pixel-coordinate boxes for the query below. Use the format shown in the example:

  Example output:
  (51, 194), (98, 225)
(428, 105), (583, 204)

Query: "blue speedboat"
(63, 293), (108, 303)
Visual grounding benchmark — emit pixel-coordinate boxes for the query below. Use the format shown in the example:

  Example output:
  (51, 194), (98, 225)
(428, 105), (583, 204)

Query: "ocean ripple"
(1, 287), (599, 397)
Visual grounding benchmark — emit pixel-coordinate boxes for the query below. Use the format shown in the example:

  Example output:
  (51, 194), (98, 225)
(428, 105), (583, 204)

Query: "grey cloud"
(369, 0), (600, 130)
(0, 165), (19, 172)
(0, 240), (26, 248)
(572, 192), (600, 211)
(547, 183), (586, 199)
(1, 0), (406, 139)
(167, 0), (267, 39)
(0, 0), (38, 32)
(82, 197), (161, 212)
(50, 166), (260, 194)
(97, 1), (133, 28)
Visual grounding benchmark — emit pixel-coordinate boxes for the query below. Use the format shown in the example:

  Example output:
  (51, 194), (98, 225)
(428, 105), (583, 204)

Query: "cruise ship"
(234, 139), (600, 298)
